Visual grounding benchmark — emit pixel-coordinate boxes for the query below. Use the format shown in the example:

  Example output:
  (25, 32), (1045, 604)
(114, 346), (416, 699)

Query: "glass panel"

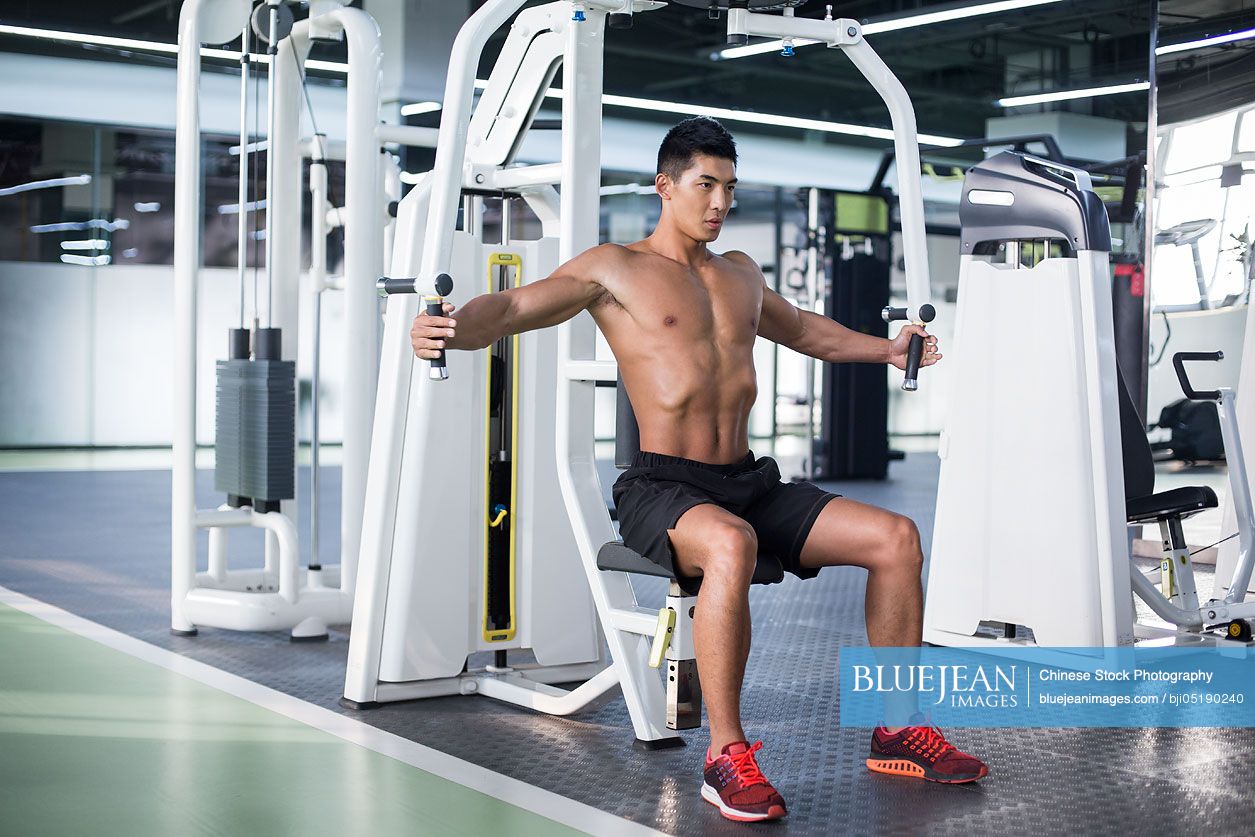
(0, 118), (46, 262)
(1164, 111), (1237, 173)
(0, 118), (110, 264)
(112, 129), (176, 265)
(1153, 3), (1255, 311)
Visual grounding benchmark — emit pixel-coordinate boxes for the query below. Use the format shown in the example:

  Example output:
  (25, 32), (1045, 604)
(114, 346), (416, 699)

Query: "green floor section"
(0, 602), (585, 837)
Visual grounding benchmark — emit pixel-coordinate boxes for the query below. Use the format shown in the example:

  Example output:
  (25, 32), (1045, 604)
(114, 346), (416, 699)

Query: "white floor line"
(0, 584), (665, 837)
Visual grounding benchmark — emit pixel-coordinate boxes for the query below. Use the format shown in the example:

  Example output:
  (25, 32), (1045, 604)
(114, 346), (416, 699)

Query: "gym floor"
(1, 447), (1252, 836)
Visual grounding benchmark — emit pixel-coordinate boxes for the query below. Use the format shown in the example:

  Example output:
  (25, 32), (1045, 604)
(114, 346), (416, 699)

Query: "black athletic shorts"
(611, 450), (840, 595)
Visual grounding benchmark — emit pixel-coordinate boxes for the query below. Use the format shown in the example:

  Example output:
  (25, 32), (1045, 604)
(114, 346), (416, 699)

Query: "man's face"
(656, 153), (737, 243)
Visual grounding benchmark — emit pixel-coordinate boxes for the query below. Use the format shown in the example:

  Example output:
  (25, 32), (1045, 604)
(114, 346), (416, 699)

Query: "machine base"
(339, 697), (381, 710)
(633, 736), (686, 752)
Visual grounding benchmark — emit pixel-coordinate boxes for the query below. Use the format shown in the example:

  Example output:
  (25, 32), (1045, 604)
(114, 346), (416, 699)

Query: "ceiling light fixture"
(995, 81), (1149, 107)
(0, 24), (349, 73)
(30, 218), (129, 233)
(1157, 27), (1255, 56)
(228, 140), (269, 156)
(585, 91), (963, 147)
(60, 253), (111, 266)
(400, 101), (442, 117)
(715, 0), (1065, 60)
(0, 174), (91, 197)
(217, 199), (267, 215)
(60, 239), (110, 250)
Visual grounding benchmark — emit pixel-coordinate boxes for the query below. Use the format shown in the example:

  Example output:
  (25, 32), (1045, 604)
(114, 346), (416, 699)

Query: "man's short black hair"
(656, 117), (737, 181)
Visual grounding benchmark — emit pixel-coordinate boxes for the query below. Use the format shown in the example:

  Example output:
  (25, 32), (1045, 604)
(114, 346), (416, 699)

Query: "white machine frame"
(343, 0), (934, 746)
(924, 152), (1255, 651)
(171, 0), (430, 638)
(1131, 375), (1255, 636)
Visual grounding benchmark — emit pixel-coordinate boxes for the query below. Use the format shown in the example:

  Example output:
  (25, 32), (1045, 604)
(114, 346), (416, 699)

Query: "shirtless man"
(411, 117), (988, 822)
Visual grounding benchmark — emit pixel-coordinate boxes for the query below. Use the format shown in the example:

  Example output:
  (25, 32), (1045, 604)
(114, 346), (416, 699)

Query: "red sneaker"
(701, 741), (788, 822)
(867, 723), (988, 783)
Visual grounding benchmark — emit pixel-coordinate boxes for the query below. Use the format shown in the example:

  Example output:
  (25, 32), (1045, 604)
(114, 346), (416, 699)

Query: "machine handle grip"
(881, 304), (935, 324)
(377, 272), (455, 298)
(903, 333), (924, 392)
(883, 304), (934, 392)
(1172, 351), (1222, 401)
(425, 298), (449, 381)
(377, 276), (416, 297)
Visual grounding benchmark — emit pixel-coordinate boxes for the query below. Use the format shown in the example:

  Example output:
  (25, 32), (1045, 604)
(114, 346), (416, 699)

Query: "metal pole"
(237, 25), (250, 327)
(310, 151), (327, 573)
(1143, 0), (1159, 419)
(805, 187), (819, 481)
(771, 187), (782, 443)
(264, 1), (280, 327)
(501, 195), (512, 245)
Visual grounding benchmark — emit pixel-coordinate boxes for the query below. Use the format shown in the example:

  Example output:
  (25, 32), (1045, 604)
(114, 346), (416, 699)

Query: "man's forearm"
(446, 292), (511, 350)
(798, 309), (891, 364)
(828, 330), (892, 364)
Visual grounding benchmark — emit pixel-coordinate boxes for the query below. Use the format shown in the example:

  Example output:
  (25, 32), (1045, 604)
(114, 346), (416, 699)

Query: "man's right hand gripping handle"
(409, 300), (458, 381)
(882, 303), (936, 392)
(380, 272), (456, 381)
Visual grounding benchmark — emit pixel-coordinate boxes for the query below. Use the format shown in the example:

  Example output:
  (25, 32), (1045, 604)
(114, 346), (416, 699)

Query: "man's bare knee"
(701, 522), (758, 586)
(882, 515), (923, 574)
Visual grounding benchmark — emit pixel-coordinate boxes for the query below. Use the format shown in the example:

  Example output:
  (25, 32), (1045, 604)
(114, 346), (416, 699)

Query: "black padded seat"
(597, 541), (785, 585)
(1126, 486), (1218, 525)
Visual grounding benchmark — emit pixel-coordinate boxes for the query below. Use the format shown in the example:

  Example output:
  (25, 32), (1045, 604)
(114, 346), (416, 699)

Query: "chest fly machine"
(342, 0), (935, 748)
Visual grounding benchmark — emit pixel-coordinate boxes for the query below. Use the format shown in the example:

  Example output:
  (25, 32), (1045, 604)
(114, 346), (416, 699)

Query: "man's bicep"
(501, 271), (605, 334)
(757, 286), (806, 347)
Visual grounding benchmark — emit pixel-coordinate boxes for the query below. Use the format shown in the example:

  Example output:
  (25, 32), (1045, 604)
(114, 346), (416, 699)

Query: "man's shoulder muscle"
(568, 243), (634, 309)
(719, 249), (764, 274)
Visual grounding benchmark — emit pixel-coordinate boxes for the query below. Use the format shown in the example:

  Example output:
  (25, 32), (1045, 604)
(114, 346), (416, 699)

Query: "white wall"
(0, 261), (93, 444)
(0, 261), (350, 447)
(0, 51), (350, 142)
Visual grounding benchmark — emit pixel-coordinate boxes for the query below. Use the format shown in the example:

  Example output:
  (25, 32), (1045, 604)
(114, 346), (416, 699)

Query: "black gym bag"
(1155, 398), (1225, 462)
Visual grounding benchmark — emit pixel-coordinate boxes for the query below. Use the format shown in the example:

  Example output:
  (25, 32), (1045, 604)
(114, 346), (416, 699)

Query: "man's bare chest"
(604, 268), (762, 342)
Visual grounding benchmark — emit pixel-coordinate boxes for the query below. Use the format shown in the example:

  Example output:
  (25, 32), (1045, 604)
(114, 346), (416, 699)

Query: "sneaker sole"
(865, 757), (989, 784)
(700, 783), (787, 821)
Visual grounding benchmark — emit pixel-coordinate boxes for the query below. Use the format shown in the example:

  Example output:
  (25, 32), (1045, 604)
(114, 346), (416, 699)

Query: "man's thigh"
(797, 497), (915, 571)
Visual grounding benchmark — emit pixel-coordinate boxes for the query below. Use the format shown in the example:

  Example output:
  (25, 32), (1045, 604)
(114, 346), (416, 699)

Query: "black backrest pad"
(1117, 366), (1156, 501)
(615, 376), (641, 469)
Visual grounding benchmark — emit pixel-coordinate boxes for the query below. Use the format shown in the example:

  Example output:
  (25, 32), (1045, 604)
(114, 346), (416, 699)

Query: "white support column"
(726, 9), (932, 321)
(1219, 302), (1255, 596)
(342, 184), (430, 703)
(553, 5), (676, 745)
(843, 38), (931, 319)
(171, 0), (208, 634)
(271, 24), (310, 561)
(417, 0), (529, 294)
(344, 0), (528, 705)
(324, 5), (384, 592)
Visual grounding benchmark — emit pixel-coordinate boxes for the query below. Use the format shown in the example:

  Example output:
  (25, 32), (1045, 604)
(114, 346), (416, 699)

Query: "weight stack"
(214, 328), (296, 511)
